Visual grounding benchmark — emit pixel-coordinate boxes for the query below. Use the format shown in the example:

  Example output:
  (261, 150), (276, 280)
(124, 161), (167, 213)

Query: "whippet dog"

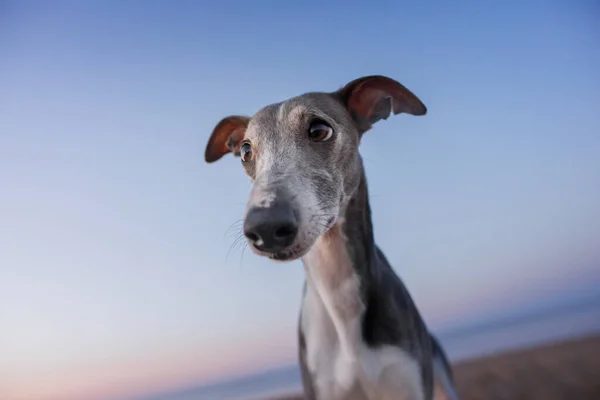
(204, 75), (458, 400)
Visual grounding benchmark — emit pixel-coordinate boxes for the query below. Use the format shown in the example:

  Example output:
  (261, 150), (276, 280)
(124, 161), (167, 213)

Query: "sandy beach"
(266, 333), (600, 400)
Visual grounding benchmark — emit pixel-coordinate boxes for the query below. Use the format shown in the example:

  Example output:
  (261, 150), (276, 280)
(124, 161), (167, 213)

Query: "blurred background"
(1, 1), (599, 400)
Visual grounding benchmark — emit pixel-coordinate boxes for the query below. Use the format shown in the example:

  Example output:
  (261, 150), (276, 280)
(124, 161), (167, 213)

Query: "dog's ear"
(205, 116), (250, 163)
(336, 75), (427, 134)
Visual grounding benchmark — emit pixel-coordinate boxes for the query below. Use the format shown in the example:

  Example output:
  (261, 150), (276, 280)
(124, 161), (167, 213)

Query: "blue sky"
(1, 1), (599, 400)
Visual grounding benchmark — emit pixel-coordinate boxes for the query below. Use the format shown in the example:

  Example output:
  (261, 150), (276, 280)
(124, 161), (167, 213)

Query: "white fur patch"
(301, 287), (424, 400)
(253, 190), (277, 209)
(277, 101), (287, 121)
(301, 227), (424, 400)
(287, 104), (307, 122)
(277, 101), (306, 122)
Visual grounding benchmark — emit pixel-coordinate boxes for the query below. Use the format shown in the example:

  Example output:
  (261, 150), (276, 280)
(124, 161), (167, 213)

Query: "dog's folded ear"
(336, 75), (427, 134)
(205, 115), (250, 163)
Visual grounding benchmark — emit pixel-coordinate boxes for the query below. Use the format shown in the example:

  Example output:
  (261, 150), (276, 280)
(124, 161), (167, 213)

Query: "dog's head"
(205, 75), (426, 261)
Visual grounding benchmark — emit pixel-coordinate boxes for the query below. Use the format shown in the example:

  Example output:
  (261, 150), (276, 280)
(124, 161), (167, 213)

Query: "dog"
(205, 75), (458, 400)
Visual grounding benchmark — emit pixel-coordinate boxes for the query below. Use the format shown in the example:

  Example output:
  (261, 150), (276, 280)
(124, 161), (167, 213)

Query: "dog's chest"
(300, 227), (424, 400)
(300, 285), (424, 400)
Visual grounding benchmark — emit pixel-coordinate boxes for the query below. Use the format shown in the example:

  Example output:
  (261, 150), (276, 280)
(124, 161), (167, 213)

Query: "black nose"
(243, 202), (298, 253)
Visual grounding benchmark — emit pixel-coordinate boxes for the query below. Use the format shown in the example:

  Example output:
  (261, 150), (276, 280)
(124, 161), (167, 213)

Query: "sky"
(0, 1), (599, 400)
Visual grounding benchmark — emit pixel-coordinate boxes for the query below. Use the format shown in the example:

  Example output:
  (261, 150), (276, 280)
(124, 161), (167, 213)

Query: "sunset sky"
(1, 1), (599, 400)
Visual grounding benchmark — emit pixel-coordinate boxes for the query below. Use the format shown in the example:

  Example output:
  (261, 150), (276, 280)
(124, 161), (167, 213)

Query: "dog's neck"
(301, 159), (378, 357)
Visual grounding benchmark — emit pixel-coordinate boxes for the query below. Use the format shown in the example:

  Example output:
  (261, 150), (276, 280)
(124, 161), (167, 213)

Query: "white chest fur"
(300, 227), (424, 400)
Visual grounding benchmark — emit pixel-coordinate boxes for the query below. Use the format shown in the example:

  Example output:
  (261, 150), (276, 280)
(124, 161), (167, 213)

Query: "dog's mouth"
(248, 243), (308, 262)
(268, 250), (302, 262)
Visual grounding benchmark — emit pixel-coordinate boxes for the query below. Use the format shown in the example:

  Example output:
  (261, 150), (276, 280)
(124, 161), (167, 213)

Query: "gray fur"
(205, 76), (458, 400)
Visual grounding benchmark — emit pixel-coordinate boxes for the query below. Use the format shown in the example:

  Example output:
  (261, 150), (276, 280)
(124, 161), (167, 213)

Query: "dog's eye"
(240, 142), (253, 162)
(308, 121), (333, 142)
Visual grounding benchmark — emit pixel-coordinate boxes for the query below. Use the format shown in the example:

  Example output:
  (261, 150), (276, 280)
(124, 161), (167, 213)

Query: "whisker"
(239, 242), (249, 271)
(226, 232), (246, 264)
(223, 219), (244, 239)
